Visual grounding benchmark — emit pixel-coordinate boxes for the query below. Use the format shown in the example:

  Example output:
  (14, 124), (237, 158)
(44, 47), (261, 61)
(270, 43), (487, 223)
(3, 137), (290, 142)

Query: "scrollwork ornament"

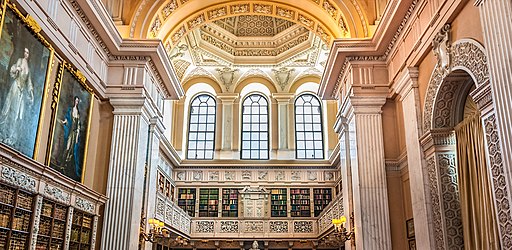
(432, 24), (452, 78)
(0, 166), (36, 191)
(44, 184), (70, 204)
(75, 197), (95, 213)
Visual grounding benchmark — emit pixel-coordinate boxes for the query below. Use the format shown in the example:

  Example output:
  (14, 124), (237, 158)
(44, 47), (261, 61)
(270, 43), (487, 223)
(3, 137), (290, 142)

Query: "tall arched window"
(295, 93), (324, 159)
(241, 93), (269, 160)
(187, 94), (216, 159)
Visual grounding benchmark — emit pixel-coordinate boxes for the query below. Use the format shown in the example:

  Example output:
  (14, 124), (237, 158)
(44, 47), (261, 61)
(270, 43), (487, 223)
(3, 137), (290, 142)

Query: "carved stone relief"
(209, 171), (219, 181)
(75, 197), (95, 214)
(244, 221), (264, 233)
(220, 221), (239, 233)
(272, 67), (295, 90)
(275, 171), (285, 181)
(258, 171), (268, 180)
(0, 166), (36, 191)
(193, 170), (203, 181)
(225, 171), (235, 181)
(294, 221), (313, 233)
(216, 67), (238, 91)
(291, 171), (301, 181)
(324, 171), (334, 181)
(438, 154), (463, 249)
(269, 221), (288, 233)
(177, 171), (186, 181)
(196, 221), (214, 233)
(242, 171), (251, 180)
(432, 24), (452, 77)
(427, 156), (445, 250)
(44, 184), (71, 204)
(484, 115), (512, 248)
(307, 171), (317, 181)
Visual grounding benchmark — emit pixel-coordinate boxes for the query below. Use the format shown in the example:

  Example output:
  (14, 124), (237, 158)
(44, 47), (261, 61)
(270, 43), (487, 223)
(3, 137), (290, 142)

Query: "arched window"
(295, 93), (324, 159)
(241, 93), (269, 160)
(187, 94), (216, 159)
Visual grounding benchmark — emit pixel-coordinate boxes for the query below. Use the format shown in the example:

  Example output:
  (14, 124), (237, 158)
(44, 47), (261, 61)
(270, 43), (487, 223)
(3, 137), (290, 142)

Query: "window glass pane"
(187, 94), (216, 159)
(295, 94), (324, 159)
(241, 94), (269, 159)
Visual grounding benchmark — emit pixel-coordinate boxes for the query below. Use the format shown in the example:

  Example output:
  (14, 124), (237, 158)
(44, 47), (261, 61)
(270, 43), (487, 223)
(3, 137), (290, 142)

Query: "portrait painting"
(48, 63), (93, 182)
(0, 1), (53, 158)
(406, 218), (415, 239)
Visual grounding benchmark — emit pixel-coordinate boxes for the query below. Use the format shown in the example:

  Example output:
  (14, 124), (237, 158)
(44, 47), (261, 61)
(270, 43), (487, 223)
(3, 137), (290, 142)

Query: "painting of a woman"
(0, 5), (52, 158)
(49, 63), (93, 182)
(60, 96), (81, 177)
(0, 48), (34, 145)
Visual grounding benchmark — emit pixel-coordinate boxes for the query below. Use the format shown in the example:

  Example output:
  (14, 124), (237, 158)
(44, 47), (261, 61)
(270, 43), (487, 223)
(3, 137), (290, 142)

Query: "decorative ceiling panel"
(213, 15), (295, 37)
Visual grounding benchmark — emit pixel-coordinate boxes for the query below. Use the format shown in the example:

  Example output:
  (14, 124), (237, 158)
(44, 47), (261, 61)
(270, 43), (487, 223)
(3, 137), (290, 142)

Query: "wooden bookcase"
(290, 188), (311, 217)
(222, 189), (239, 217)
(313, 188), (332, 216)
(198, 188), (219, 217)
(69, 210), (93, 250)
(0, 182), (34, 249)
(178, 188), (196, 217)
(36, 199), (68, 250)
(270, 188), (287, 217)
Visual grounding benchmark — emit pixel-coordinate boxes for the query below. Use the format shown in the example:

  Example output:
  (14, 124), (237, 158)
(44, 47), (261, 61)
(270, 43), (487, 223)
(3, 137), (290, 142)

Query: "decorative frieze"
(75, 196), (95, 214)
(0, 165), (36, 191)
(43, 184), (71, 204)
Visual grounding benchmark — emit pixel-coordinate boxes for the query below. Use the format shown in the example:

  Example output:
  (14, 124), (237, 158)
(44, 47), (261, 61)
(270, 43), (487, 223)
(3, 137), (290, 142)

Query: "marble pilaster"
(272, 93), (295, 158)
(477, 2), (512, 247)
(217, 93), (239, 157)
(344, 96), (392, 250)
(101, 97), (152, 250)
(396, 68), (436, 249)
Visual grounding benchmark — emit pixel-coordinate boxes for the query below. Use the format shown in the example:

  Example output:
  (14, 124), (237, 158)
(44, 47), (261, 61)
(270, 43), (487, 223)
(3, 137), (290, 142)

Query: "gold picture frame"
(46, 61), (94, 183)
(0, 0), (54, 159)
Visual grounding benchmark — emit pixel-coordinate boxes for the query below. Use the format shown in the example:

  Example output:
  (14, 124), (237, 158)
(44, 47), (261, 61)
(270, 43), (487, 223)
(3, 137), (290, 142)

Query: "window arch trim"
(294, 93), (325, 159)
(240, 92), (270, 160)
(186, 93), (217, 160)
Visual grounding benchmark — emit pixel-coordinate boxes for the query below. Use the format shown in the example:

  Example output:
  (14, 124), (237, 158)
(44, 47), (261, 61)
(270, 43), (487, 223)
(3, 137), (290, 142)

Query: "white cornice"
(318, 0), (417, 100)
(71, 0), (184, 99)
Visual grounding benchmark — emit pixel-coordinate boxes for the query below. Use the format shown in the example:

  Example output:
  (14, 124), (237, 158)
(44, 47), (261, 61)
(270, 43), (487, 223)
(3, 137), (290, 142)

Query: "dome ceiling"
(213, 15), (296, 37)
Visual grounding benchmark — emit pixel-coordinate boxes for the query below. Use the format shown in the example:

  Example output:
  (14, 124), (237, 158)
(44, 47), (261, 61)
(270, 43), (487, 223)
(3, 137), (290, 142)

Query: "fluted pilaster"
(348, 96), (391, 250)
(101, 98), (149, 250)
(478, 2), (512, 247)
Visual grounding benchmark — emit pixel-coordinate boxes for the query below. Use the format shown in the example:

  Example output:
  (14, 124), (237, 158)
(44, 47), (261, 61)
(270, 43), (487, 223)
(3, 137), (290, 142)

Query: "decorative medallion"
(0, 166), (36, 191)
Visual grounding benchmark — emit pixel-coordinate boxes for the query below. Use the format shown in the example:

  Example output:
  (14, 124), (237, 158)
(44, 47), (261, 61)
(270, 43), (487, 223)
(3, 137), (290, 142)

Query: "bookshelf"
(69, 210), (93, 250)
(222, 189), (239, 217)
(0, 182), (34, 249)
(198, 188), (219, 217)
(36, 199), (68, 250)
(270, 189), (287, 217)
(313, 188), (332, 216)
(290, 188), (311, 217)
(178, 188), (196, 217)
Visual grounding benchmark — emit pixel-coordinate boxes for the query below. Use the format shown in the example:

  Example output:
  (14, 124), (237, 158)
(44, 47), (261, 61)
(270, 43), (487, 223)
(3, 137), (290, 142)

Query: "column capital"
(393, 67), (419, 100)
(217, 93), (239, 104)
(271, 93), (295, 104)
(110, 96), (146, 115)
(342, 96), (386, 117)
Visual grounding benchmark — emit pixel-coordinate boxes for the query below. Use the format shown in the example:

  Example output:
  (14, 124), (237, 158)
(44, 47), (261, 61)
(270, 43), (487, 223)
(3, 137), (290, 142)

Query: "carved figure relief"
(177, 171), (186, 181)
(225, 171), (235, 181)
(324, 171), (334, 181)
(209, 171), (219, 181)
(193, 170), (203, 181)
(291, 171), (301, 181)
(258, 171), (268, 180)
(275, 171), (285, 181)
(307, 171), (317, 181)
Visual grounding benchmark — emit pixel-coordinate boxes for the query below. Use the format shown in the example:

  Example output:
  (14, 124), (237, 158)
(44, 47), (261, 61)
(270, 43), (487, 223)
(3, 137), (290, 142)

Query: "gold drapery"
(456, 113), (500, 250)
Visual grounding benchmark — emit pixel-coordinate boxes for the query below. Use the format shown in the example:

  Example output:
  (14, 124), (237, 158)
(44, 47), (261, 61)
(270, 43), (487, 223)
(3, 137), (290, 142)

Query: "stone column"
(475, 0), (512, 225)
(217, 93), (239, 158)
(272, 93), (294, 158)
(345, 96), (392, 249)
(396, 68), (436, 249)
(101, 97), (152, 250)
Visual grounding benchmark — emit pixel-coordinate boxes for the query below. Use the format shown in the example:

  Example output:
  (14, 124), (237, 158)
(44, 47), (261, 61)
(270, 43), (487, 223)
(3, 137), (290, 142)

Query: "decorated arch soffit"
(122, 0), (371, 93)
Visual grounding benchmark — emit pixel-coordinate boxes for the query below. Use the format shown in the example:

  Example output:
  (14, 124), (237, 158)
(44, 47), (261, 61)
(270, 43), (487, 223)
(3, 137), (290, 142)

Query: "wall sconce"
(331, 214), (355, 244)
(140, 218), (188, 246)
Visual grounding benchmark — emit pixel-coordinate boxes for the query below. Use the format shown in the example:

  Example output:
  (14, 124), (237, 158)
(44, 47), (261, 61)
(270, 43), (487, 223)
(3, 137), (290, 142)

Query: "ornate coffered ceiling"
(213, 15), (296, 37)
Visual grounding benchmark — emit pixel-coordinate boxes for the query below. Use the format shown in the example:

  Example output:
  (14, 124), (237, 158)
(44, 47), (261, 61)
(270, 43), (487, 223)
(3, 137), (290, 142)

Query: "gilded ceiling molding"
(159, 2), (338, 48)
(182, 67), (220, 86)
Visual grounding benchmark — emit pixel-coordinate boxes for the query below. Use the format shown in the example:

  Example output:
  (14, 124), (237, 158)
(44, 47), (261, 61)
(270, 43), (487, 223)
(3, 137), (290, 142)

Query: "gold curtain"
(456, 113), (500, 250)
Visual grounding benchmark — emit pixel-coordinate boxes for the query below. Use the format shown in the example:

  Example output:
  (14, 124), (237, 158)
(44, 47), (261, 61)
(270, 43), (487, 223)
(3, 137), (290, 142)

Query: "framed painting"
(406, 218), (415, 239)
(47, 62), (94, 182)
(0, 0), (54, 158)
(408, 239), (416, 250)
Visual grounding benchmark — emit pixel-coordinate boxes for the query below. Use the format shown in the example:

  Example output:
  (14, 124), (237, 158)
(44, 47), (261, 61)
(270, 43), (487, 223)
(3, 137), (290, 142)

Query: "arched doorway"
(422, 37), (512, 249)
